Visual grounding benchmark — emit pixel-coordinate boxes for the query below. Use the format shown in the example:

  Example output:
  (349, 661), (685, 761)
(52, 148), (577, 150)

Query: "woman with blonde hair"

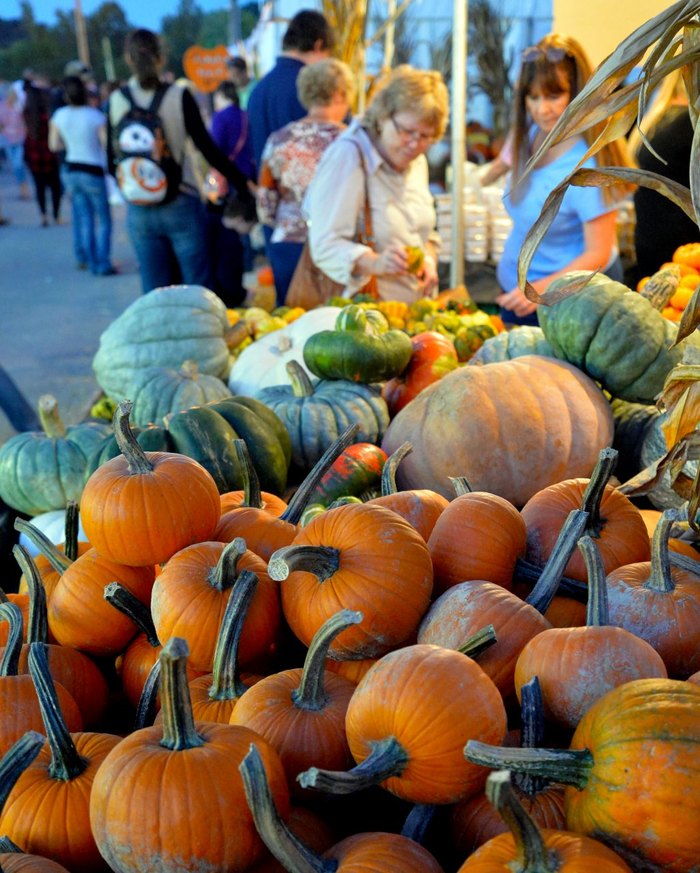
(256, 57), (356, 303)
(304, 64), (448, 302)
(481, 33), (634, 325)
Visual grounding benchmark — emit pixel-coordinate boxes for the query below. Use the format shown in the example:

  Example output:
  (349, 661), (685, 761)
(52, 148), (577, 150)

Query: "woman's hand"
(417, 253), (439, 296)
(495, 286), (537, 317)
(371, 242), (409, 276)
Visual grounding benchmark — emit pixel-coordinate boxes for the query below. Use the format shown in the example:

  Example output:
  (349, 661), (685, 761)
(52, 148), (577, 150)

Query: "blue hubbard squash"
(537, 271), (700, 403)
(127, 360), (231, 427)
(469, 325), (553, 364)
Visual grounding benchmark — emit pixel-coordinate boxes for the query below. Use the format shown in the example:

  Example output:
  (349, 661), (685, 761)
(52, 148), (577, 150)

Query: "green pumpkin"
(92, 285), (234, 401)
(303, 304), (413, 383)
(127, 360), (232, 427)
(84, 423), (173, 479)
(0, 395), (111, 515)
(538, 271), (700, 403)
(257, 361), (390, 470)
(470, 325), (554, 364)
(610, 398), (661, 484)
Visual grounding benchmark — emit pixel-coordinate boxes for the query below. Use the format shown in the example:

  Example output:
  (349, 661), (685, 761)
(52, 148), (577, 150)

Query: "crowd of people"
(0, 10), (697, 322)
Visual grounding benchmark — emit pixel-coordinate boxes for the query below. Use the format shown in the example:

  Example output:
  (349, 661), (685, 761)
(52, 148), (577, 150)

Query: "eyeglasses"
(521, 45), (570, 64)
(390, 115), (436, 146)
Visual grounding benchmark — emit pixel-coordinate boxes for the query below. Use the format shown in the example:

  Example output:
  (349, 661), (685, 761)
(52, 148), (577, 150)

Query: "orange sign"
(183, 45), (229, 93)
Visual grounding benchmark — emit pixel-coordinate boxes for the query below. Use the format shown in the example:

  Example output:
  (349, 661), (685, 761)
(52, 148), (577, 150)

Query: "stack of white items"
(434, 164), (490, 264)
(480, 184), (512, 263)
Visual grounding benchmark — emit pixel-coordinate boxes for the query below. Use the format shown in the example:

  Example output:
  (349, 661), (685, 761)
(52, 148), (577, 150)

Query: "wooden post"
(450, 0), (467, 288)
(74, 0), (91, 68)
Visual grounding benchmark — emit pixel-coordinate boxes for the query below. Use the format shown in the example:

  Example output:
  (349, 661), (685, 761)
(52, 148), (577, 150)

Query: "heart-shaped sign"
(183, 45), (229, 93)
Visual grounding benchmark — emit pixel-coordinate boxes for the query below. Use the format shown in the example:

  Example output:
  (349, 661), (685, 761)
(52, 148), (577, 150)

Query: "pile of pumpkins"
(0, 395), (697, 871)
(635, 242), (700, 323)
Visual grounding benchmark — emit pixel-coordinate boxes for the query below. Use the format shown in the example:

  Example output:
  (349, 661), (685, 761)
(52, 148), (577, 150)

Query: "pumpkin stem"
(512, 559), (587, 602)
(579, 536), (609, 626)
(292, 609), (363, 711)
(268, 545), (340, 584)
(208, 570), (258, 701)
(450, 476), (473, 497)
(0, 603), (23, 677)
(670, 550), (700, 576)
(104, 582), (160, 647)
(159, 638), (205, 751)
(12, 518), (71, 576)
(240, 743), (334, 873)
(580, 447), (618, 537)
(0, 732), (45, 812)
(282, 424), (361, 525)
(37, 394), (68, 438)
(381, 442), (412, 497)
(224, 320), (251, 351)
(27, 642), (89, 781)
(457, 624), (498, 659)
(210, 537), (248, 593)
(298, 735), (409, 794)
(12, 546), (48, 643)
(233, 439), (263, 509)
(113, 400), (154, 475)
(63, 501), (80, 562)
(464, 741), (593, 792)
(645, 509), (677, 593)
(485, 771), (558, 871)
(525, 510), (590, 615)
(180, 359), (200, 379)
(401, 804), (437, 844)
(134, 660), (161, 731)
(0, 836), (22, 853)
(287, 360), (316, 398)
(515, 677), (546, 796)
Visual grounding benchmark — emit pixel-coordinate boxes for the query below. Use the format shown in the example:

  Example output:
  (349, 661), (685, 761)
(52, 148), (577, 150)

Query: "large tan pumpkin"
(382, 355), (613, 507)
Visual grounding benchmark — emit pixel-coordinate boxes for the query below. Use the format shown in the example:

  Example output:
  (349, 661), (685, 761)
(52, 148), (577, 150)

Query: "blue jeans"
(269, 240), (304, 306)
(126, 193), (212, 293)
(63, 170), (113, 274)
(6, 143), (27, 185)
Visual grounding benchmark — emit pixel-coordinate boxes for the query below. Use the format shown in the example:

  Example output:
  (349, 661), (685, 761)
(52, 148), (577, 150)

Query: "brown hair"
(124, 28), (163, 90)
(363, 65), (449, 140)
(510, 33), (633, 204)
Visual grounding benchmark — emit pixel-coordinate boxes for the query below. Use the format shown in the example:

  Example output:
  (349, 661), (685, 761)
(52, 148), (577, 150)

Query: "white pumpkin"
(20, 509), (88, 556)
(228, 306), (340, 397)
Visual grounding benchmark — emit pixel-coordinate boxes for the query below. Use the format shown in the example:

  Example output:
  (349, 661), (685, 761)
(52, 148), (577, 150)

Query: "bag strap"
(148, 83), (170, 115)
(228, 112), (249, 164)
(119, 86), (136, 109)
(351, 140), (374, 249)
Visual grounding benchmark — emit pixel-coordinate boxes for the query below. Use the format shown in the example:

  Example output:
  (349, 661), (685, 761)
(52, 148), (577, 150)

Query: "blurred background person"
(0, 86), (30, 200)
(23, 73), (63, 227)
(256, 58), (356, 304)
(226, 56), (256, 110)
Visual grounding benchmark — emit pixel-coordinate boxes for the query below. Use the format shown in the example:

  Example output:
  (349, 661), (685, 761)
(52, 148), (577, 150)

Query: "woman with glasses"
(483, 34), (633, 326)
(304, 64), (448, 302)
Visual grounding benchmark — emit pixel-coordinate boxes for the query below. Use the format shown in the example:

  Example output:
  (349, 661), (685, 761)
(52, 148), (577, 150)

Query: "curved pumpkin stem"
(240, 743), (333, 873)
(525, 509), (589, 615)
(38, 394), (68, 438)
(578, 536), (609, 626)
(63, 500), (80, 562)
(134, 659), (161, 731)
(113, 400), (154, 475)
(180, 360), (200, 380)
(268, 545), (340, 584)
(233, 439), (264, 509)
(298, 735), (409, 794)
(286, 360), (316, 398)
(381, 442), (413, 497)
(580, 447), (618, 537)
(292, 609), (363, 711)
(516, 677), (546, 796)
(646, 510), (677, 594)
(0, 732), (45, 812)
(457, 624), (498, 659)
(159, 637), (205, 751)
(401, 803), (437, 844)
(27, 642), (89, 781)
(0, 603), (24, 677)
(281, 424), (361, 525)
(104, 582), (160, 647)
(12, 545), (48, 643)
(449, 476), (473, 497)
(485, 771), (557, 871)
(208, 570), (258, 701)
(13, 518), (71, 576)
(465, 741), (593, 791)
(210, 537), (248, 593)
(0, 835), (22, 853)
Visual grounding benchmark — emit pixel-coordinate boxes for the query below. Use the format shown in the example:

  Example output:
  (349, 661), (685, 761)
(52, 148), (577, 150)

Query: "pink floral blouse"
(256, 118), (345, 244)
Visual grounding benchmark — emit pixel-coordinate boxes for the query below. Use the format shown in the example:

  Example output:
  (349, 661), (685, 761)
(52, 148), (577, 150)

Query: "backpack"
(113, 85), (181, 205)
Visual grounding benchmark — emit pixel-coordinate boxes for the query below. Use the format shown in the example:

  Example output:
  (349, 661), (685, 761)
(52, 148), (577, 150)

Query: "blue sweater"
(248, 56), (306, 171)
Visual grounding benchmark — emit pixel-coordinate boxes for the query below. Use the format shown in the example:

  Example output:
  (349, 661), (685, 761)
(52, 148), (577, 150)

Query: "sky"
(7, 0), (233, 31)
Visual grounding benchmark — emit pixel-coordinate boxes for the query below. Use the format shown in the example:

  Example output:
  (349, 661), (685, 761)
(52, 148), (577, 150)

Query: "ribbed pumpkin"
(469, 325), (553, 364)
(382, 356), (614, 506)
(466, 678), (700, 871)
(299, 643), (507, 804)
(92, 284), (235, 401)
(80, 401), (221, 567)
(0, 395), (111, 515)
(269, 502), (433, 660)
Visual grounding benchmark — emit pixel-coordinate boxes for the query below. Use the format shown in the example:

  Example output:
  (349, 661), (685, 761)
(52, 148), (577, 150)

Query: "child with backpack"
(108, 28), (255, 294)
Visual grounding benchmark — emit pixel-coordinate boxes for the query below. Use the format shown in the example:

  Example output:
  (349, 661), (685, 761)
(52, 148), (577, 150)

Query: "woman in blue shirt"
(485, 34), (633, 326)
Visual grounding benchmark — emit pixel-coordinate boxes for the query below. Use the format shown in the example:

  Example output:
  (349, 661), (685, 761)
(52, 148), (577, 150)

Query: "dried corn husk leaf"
(618, 429), (700, 504)
(673, 275), (700, 344)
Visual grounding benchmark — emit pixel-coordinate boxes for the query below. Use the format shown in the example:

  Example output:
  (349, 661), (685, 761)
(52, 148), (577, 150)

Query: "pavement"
(0, 163), (142, 446)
